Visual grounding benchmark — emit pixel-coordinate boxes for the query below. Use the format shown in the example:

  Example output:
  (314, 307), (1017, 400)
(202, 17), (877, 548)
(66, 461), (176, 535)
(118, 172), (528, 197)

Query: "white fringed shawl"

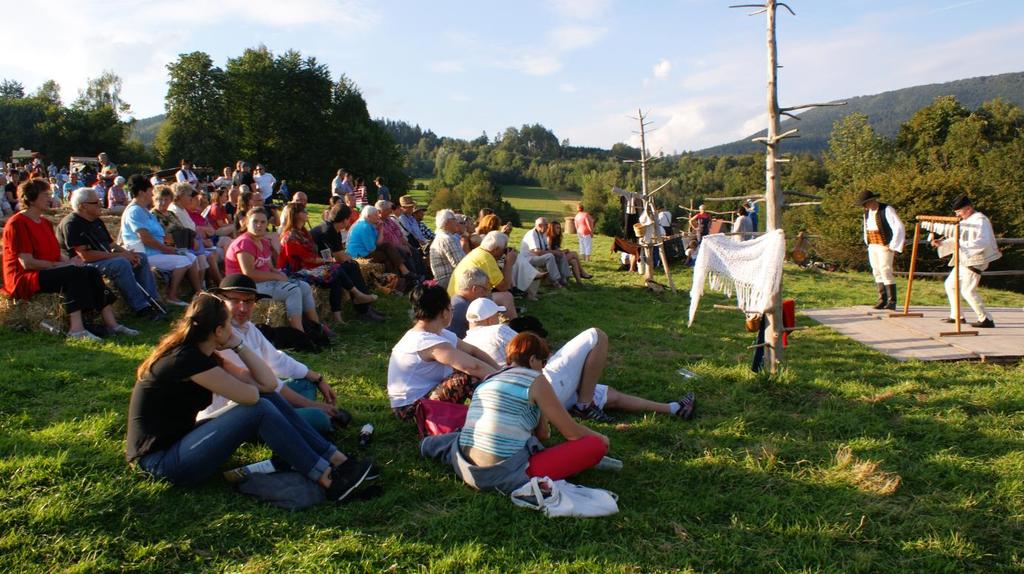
(688, 229), (786, 326)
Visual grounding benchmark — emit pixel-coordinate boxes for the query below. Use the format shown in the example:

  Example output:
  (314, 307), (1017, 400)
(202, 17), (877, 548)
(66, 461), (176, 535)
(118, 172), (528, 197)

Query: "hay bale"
(355, 258), (386, 284)
(252, 285), (342, 327)
(0, 293), (67, 331)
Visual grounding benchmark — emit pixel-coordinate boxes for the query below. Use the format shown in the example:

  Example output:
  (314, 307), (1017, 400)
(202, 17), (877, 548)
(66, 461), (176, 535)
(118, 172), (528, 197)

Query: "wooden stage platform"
(803, 306), (1024, 363)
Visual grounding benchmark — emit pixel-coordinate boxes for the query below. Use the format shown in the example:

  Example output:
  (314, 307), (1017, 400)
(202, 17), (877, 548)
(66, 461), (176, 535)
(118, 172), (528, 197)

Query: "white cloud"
(430, 60), (465, 74)
(499, 52), (562, 76)
(653, 59), (672, 79)
(549, 25), (607, 51)
(548, 0), (612, 20)
(560, 83), (577, 93)
(0, 0), (379, 117)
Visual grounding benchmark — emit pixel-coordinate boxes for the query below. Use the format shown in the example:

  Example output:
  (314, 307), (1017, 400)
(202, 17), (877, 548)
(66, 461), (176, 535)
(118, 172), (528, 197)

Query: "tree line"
(1, 46), (409, 203)
(391, 96), (1023, 280)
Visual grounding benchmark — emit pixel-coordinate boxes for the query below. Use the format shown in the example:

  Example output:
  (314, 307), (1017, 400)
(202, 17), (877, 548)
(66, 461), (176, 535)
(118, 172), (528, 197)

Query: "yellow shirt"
(448, 247), (502, 295)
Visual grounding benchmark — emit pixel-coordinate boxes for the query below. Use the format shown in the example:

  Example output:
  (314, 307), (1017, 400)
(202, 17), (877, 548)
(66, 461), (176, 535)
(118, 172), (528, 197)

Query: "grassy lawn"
(2, 224), (1024, 572)
(501, 185), (582, 224)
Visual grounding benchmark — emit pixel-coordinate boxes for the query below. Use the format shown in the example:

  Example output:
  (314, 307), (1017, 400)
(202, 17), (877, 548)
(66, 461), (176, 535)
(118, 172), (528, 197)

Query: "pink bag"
(414, 399), (469, 439)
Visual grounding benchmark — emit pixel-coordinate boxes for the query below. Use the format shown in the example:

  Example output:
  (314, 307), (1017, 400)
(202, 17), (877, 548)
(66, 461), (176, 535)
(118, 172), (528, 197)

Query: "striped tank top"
(459, 367), (541, 459)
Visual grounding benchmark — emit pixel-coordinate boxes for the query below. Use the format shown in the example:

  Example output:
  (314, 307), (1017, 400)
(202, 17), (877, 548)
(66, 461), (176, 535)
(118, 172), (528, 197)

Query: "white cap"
(466, 298), (506, 322)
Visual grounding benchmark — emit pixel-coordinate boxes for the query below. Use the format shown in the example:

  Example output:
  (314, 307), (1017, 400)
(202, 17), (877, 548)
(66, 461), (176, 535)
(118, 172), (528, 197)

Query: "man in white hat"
(462, 298), (518, 363)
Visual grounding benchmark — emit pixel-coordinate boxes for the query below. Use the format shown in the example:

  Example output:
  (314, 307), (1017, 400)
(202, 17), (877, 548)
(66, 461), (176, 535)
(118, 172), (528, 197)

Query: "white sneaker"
(67, 330), (103, 342)
(111, 324), (140, 336)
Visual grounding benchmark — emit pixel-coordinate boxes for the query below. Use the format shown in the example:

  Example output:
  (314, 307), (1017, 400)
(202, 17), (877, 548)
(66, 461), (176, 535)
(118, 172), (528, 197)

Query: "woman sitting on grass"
(545, 220), (592, 284)
(387, 284), (499, 420)
(125, 293), (375, 501)
(278, 202), (378, 325)
(421, 332), (610, 492)
(1, 178), (138, 341)
(225, 207), (327, 335)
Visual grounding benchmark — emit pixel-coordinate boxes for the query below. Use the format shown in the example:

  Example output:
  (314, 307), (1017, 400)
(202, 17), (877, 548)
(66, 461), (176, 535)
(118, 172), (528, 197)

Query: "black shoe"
(885, 284), (897, 311)
(970, 318), (995, 328)
(136, 306), (169, 321)
(616, 264), (629, 272)
(940, 317), (965, 324)
(357, 308), (386, 322)
(569, 403), (616, 423)
(331, 408), (352, 429)
(675, 392), (696, 421)
(871, 283), (887, 310)
(325, 458), (373, 502)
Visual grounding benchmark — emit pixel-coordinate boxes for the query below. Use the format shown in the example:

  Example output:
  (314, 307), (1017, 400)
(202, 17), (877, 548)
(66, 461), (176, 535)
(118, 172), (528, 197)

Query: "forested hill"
(697, 71), (1024, 156)
(129, 113), (164, 147)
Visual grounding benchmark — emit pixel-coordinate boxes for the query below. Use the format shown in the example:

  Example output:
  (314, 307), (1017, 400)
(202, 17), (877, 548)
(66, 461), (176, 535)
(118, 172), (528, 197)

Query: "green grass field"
(500, 185), (581, 224)
(2, 220), (1024, 572)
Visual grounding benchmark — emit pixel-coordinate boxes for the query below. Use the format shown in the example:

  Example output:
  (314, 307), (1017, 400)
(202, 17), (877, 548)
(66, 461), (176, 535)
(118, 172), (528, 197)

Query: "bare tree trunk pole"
(638, 109), (655, 283)
(764, 0), (785, 373)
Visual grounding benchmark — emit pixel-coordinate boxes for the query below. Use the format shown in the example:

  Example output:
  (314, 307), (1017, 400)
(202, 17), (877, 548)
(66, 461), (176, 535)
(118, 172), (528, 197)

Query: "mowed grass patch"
(2, 227), (1024, 572)
(501, 185), (581, 224)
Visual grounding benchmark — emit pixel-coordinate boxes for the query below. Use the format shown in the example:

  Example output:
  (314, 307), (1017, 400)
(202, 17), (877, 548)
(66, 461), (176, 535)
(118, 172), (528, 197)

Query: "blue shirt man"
(346, 218), (378, 258)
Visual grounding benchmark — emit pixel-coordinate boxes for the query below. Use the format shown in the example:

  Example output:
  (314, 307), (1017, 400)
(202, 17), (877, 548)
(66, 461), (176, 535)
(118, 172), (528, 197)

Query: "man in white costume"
(858, 190), (905, 310)
(931, 195), (1001, 328)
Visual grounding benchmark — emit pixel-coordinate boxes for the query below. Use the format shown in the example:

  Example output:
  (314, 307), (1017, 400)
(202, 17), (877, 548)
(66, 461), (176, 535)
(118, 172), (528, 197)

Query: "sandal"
(675, 392), (696, 421)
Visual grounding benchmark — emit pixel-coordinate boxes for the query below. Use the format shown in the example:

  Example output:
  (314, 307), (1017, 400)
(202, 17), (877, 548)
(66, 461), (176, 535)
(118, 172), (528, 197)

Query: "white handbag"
(510, 476), (619, 518)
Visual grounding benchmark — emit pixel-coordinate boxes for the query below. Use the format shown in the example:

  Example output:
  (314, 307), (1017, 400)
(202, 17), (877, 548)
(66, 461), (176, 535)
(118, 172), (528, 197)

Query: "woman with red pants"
(420, 331), (609, 492)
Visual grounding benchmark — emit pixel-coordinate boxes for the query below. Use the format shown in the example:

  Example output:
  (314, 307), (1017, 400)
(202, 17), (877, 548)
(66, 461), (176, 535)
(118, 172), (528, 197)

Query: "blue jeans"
(285, 378), (331, 434)
(138, 393), (337, 486)
(91, 254), (159, 312)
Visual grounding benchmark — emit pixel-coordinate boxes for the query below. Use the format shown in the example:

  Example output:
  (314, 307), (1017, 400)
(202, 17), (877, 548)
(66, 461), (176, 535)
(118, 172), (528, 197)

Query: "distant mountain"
(697, 71), (1024, 156)
(130, 113), (165, 147)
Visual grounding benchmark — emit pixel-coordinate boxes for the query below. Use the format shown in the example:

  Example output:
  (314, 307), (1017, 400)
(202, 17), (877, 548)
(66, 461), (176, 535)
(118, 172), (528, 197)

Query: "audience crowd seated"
(126, 293), (376, 501)
(0, 157), (702, 507)
(278, 202), (379, 324)
(2, 178), (138, 340)
(225, 207), (326, 335)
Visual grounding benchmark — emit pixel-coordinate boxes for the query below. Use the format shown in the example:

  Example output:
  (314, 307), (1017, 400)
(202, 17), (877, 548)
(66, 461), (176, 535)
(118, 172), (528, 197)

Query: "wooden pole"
(954, 222), (961, 332)
(763, 0), (784, 373)
(889, 222), (924, 318)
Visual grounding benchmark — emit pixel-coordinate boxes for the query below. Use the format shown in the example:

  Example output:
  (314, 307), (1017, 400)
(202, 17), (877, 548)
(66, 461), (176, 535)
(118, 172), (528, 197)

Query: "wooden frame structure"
(892, 215), (977, 337)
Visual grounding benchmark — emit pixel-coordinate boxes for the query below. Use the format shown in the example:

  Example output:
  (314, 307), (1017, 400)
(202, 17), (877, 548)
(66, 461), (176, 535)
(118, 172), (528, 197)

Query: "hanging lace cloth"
(688, 229), (786, 326)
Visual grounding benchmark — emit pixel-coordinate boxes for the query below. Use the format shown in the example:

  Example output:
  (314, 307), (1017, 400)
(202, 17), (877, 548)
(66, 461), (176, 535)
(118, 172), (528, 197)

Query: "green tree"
(159, 51), (233, 168)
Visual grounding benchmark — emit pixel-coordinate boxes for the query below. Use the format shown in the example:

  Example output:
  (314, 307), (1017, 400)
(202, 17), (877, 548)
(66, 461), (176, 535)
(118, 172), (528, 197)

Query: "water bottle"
(358, 423), (374, 448)
(222, 458), (278, 483)
(39, 320), (62, 336)
(595, 456), (624, 471)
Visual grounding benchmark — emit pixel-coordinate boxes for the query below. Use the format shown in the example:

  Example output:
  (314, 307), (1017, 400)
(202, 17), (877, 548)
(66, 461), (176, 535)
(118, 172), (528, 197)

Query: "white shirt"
(657, 210), (672, 228)
(175, 169), (198, 186)
(463, 324), (517, 365)
(254, 172), (277, 200)
(196, 321), (307, 421)
(938, 211), (1000, 267)
(387, 328), (458, 408)
(168, 203), (196, 232)
(522, 228), (548, 253)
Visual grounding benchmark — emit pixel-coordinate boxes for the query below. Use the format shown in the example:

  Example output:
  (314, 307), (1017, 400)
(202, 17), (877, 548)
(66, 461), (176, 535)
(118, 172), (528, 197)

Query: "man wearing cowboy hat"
(930, 195), (1000, 328)
(858, 190), (905, 310)
(397, 195), (429, 249)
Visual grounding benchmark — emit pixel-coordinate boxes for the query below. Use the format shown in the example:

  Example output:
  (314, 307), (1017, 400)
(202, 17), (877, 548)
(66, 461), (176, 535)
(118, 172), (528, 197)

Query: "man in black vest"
(858, 190), (906, 310)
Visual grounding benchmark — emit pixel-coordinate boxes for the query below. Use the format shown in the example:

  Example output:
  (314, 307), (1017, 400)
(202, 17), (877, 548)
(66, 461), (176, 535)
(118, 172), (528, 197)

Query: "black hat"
(951, 195), (972, 211)
(856, 190), (880, 206)
(208, 274), (270, 299)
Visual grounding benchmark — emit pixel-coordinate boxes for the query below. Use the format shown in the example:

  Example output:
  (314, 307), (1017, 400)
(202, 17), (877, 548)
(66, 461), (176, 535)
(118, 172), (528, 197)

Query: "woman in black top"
(126, 293), (375, 501)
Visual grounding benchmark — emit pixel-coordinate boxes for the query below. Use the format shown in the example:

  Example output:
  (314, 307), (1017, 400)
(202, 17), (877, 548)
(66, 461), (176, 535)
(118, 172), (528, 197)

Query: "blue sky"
(3, 0), (1023, 152)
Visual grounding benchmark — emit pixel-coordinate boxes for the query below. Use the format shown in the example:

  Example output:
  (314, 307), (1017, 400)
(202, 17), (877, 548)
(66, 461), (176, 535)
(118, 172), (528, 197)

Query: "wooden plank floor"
(804, 306), (1024, 363)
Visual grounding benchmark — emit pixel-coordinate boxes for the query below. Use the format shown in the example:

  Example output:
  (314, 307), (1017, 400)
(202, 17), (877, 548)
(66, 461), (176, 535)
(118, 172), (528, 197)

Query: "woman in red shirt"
(278, 203), (377, 324)
(1, 178), (137, 341)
